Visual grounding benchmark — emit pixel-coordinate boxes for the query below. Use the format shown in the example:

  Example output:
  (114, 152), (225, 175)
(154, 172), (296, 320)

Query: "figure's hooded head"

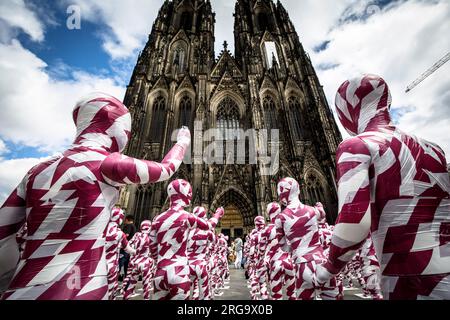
(73, 93), (132, 153)
(267, 202), (281, 224)
(277, 177), (300, 206)
(315, 202), (327, 224)
(254, 216), (266, 230)
(111, 207), (125, 226)
(193, 206), (207, 219)
(168, 179), (192, 207)
(335, 74), (392, 136)
(140, 220), (151, 233)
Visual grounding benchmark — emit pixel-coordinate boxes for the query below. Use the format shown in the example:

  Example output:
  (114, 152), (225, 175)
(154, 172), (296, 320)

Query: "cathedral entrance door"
(217, 205), (244, 241)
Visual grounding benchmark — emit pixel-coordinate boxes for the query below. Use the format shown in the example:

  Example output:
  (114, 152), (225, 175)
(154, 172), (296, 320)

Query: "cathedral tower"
(120, 0), (342, 237)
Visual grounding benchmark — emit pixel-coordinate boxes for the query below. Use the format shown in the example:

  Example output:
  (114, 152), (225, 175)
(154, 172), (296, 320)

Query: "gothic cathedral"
(120, 0), (342, 237)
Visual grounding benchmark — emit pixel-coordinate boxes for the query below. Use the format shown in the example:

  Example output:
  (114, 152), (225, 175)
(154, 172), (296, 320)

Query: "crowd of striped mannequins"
(103, 190), (232, 300)
(245, 199), (383, 300)
(1, 73), (449, 300)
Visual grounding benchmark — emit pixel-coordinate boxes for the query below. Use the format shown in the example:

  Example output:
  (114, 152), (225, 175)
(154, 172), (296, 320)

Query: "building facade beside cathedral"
(119, 0), (342, 237)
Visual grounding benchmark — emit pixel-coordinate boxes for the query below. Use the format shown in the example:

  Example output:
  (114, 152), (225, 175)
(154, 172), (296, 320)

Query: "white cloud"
(211, 0), (235, 56)
(0, 139), (8, 156)
(307, 0), (450, 159)
(283, 0), (357, 51)
(0, 1), (126, 205)
(0, 156), (51, 205)
(61, 0), (237, 59)
(0, 0), (45, 42)
(0, 40), (126, 153)
(0, 38), (124, 204)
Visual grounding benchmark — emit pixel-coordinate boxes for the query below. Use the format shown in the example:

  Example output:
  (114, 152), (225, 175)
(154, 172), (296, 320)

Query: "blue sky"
(16, 1), (125, 80)
(0, 0), (449, 203)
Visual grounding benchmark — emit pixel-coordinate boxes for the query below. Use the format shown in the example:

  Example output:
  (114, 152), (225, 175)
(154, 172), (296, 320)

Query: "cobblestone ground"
(118, 266), (369, 300)
(216, 267), (367, 300)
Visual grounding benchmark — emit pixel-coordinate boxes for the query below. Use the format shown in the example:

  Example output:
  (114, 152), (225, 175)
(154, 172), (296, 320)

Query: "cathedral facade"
(119, 0), (342, 237)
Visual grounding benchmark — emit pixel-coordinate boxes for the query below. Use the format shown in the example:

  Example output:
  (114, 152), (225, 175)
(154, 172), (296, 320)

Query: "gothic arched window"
(263, 96), (278, 129)
(305, 173), (326, 206)
(180, 11), (192, 31)
(149, 96), (166, 143)
(179, 96), (192, 127)
(257, 12), (270, 32)
(217, 97), (241, 140)
(173, 48), (186, 72)
(288, 97), (303, 140)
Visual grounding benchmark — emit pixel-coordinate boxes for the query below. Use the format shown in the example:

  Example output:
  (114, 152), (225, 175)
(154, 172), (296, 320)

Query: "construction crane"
(405, 52), (450, 93)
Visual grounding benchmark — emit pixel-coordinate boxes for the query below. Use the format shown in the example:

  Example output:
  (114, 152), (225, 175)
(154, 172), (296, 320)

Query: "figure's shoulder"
(338, 136), (371, 155)
(276, 210), (289, 223)
(305, 204), (318, 216)
(180, 210), (195, 223)
(27, 154), (62, 177)
(151, 213), (164, 227)
(412, 133), (447, 160)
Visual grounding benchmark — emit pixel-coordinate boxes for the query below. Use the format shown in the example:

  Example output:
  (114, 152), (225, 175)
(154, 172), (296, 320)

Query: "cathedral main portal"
(211, 188), (256, 238)
(216, 205), (244, 240)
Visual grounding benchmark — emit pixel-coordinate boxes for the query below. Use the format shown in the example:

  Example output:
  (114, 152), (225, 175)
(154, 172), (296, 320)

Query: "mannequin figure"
(0, 93), (190, 300)
(105, 207), (135, 299)
(149, 179), (223, 300)
(316, 74), (450, 300)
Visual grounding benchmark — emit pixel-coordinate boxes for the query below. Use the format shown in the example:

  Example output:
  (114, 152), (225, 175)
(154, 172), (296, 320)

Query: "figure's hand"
(177, 126), (191, 148)
(215, 207), (225, 219)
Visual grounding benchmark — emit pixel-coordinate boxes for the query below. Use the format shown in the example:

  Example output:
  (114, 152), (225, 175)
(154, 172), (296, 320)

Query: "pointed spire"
(271, 52), (278, 68)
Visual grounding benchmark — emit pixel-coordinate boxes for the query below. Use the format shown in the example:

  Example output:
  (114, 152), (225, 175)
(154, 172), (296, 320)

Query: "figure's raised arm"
(208, 207), (224, 229)
(189, 207), (224, 231)
(101, 127), (191, 187)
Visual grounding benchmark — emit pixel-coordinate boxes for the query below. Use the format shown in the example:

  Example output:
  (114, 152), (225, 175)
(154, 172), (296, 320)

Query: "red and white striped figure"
(212, 233), (229, 296)
(105, 207), (135, 300)
(358, 236), (383, 299)
(341, 251), (362, 288)
(276, 178), (340, 300)
(246, 228), (257, 296)
(0, 93), (190, 300)
(243, 235), (250, 269)
(315, 202), (333, 255)
(261, 203), (296, 300)
(207, 232), (219, 297)
(315, 203), (343, 300)
(122, 220), (153, 300)
(249, 216), (269, 300)
(221, 235), (230, 283)
(209, 233), (221, 295)
(149, 180), (223, 300)
(188, 206), (219, 300)
(316, 74), (450, 300)
(246, 229), (258, 292)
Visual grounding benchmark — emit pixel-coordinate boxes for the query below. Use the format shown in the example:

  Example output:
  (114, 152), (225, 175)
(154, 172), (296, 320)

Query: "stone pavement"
(216, 268), (251, 300)
(119, 265), (369, 300)
(217, 266), (367, 300)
